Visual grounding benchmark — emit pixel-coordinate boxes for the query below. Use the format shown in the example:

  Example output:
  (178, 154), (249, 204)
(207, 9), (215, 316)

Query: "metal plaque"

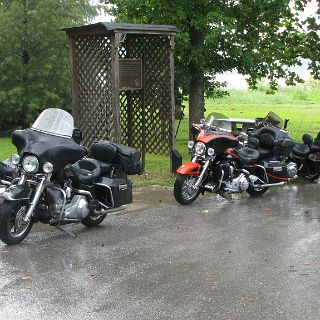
(119, 59), (142, 90)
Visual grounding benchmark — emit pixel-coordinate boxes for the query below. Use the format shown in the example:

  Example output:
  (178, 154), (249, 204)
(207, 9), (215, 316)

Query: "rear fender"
(0, 184), (32, 202)
(176, 162), (201, 175)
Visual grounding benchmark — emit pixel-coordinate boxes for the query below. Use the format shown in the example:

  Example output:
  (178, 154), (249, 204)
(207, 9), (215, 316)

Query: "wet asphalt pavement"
(1, 184), (320, 320)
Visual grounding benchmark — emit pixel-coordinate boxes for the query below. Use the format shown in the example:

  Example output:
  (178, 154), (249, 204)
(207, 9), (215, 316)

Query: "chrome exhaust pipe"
(256, 182), (286, 188)
(95, 205), (127, 215)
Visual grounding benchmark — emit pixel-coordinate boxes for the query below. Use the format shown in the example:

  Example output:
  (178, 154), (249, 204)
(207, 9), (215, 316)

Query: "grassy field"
(1, 86), (320, 186)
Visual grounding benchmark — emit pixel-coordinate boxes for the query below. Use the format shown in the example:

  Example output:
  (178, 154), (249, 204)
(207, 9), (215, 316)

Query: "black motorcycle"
(290, 133), (320, 181)
(0, 161), (17, 194)
(0, 108), (142, 245)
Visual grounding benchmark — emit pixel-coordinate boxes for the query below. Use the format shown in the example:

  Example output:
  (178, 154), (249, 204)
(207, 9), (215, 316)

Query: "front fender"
(0, 184), (32, 202)
(176, 162), (201, 175)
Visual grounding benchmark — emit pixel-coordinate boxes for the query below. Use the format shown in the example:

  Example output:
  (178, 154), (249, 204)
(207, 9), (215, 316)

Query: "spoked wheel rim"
(181, 176), (199, 201)
(9, 201), (31, 238)
(305, 169), (320, 181)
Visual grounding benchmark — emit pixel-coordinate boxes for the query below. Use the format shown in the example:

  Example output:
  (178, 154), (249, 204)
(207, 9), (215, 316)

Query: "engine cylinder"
(64, 195), (90, 220)
(223, 173), (249, 193)
(287, 162), (298, 178)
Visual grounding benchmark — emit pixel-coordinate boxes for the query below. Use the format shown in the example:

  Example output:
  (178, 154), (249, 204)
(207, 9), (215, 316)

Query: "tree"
(0, 0), (97, 129)
(106, 0), (315, 129)
(295, 0), (320, 80)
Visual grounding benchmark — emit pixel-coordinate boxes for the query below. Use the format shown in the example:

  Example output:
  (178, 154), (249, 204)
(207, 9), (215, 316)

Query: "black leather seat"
(310, 143), (320, 153)
(0, 162), (16, 177)
(257, 147), (272, 160)
(72, 158), (101, 184)
(99, 161), (113, 175)
(292, 143), (310, 158)
(236, 147), (260, 165)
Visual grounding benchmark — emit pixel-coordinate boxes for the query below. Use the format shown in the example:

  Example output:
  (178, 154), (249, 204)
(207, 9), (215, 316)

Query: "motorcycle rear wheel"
(174, 174), (201, 205)
(304, 171), (320, 182)
(0, 200), (33, 245)
(81, 212), (107, 227)
(246, 185), (269, 196)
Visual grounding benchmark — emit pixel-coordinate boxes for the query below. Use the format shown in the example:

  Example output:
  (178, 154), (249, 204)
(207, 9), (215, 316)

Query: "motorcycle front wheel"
(0, 200), (33, 245)
(174, 174), (201, 205)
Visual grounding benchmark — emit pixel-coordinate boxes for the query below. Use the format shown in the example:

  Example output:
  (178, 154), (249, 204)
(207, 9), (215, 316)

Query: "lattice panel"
(73, 35), (113, 147)
(119, 36), (173, 155)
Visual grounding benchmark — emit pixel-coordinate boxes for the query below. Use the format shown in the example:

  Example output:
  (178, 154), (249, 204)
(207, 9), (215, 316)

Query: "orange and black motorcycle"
(174, 113), (298, 205)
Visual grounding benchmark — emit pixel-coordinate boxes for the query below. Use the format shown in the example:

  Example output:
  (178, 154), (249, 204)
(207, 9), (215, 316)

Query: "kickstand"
(55, 226), (78, 238)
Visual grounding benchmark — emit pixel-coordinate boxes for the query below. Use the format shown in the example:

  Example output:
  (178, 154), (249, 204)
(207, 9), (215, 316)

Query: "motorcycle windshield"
(31, 108), (74, 138)
(265, 112), (283, 128)
(204, 112), (231, 131)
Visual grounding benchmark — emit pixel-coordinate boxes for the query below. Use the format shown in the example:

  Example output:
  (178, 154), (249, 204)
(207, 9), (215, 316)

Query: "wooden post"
(127, 90), (134, 146)
(111, 32), (121, 143)
(169, 36), (176, 149)
(142, 53), (146, 172)
(69, 36), (80, 127)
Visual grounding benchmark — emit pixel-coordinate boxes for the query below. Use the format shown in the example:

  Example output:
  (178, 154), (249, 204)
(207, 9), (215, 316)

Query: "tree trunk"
(188, 25), (204, 136)
(21, 50), (30, 129)
(21, 0), (29, 129)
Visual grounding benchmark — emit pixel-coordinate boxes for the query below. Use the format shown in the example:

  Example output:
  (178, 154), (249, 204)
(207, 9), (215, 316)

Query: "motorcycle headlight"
(22, 155), (39, 173)
(188, 141), (195, 149)
(11, 154), (20, 165)
(195, 142), (206, 156)
(43, 162), (53, 174)
(208, 148), (215, 156)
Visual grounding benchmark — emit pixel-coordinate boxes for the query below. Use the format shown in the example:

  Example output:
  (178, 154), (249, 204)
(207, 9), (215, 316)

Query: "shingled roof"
(63, 22), (179, 35)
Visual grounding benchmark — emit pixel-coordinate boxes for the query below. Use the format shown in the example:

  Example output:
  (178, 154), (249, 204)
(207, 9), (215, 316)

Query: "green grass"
(1, 86), (320, 186)
(0, 137), (16, 161)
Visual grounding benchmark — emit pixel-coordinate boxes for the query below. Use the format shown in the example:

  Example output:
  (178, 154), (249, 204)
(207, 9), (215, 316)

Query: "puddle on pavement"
(127, 185), (174, 212)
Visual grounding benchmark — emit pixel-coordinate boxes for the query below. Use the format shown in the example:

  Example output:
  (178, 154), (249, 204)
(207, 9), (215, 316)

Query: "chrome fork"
(194, 160), (210, 188)
(23, 174), (51, 222)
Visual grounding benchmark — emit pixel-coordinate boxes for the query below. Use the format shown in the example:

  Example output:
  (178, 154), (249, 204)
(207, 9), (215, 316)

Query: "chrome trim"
(94, 183), (114, 208)
(18, 174), (26, 185)
(217, 169), (225, 190)
(256, 182), (286, 188)
(255, 164), (268, 182)
(74, 189), (92, 199)
(95, 205), (126, 215)
(0, 180), (10, 186)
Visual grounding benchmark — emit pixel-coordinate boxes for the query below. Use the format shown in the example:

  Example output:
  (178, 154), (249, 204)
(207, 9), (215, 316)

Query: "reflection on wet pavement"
(0, 184), (320, 320)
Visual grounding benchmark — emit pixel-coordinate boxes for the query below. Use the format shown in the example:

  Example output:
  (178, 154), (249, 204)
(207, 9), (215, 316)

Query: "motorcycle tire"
(0, 200), (33, 245)
(246, 185), (269, 196)
(174, 174), (201, 205)
(304, 173), (320, 182)
(81, 212), (107, 227)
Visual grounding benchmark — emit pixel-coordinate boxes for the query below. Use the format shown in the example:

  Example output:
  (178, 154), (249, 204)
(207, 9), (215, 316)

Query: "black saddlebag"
(309, 152), (320, 174)
(95, 177), (132, 207)
(263, 160), (295, 182)
(113, 144), (142, 175)
(90, 141), (117, 163)
(90, 141), (142, 175)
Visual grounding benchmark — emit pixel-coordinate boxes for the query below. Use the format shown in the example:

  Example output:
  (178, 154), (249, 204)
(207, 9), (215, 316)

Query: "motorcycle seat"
(292, 143), (310, 158)
(0, 162), (16, 177)
(273, 138), (295, 156)
(236, 147), (260, 165)
(72, 158), (101, 184)
(310, 143), (320, 153)
(98, 161), (114, 175)
(257, 147), (272, 160)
